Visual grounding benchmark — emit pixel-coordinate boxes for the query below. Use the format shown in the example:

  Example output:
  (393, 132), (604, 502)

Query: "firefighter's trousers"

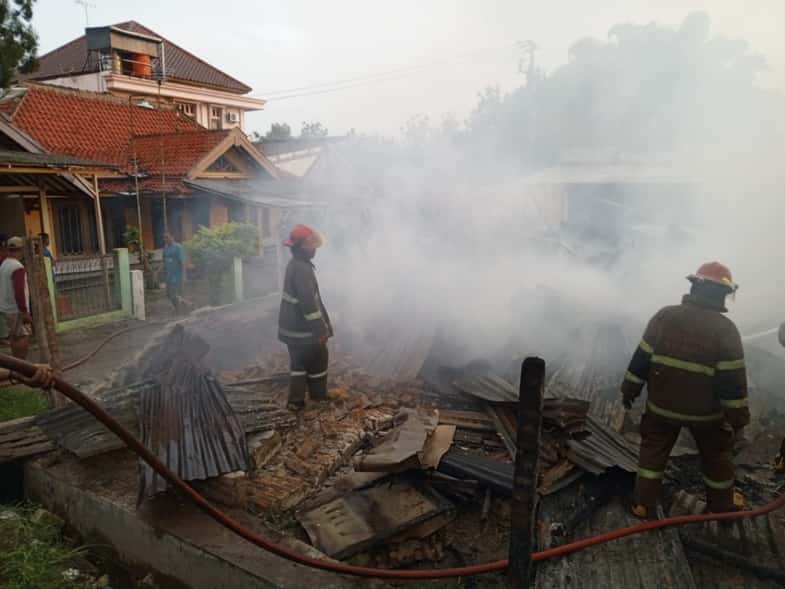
(287, 342), (328, 403)
(634, 412), (735, 512)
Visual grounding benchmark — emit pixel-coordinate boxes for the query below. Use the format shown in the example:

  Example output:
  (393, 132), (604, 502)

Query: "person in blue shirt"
(39, 233), (55, 266)
(163, 232), (185, 313)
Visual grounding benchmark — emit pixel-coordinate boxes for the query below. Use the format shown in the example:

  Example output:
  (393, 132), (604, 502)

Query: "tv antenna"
(74, 0), (96, 27)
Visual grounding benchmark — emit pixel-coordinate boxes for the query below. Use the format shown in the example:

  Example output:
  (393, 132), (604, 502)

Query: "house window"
(176, 102), (196, 118)
(53, 202), (97, 255)
(209, 106), (223, 130)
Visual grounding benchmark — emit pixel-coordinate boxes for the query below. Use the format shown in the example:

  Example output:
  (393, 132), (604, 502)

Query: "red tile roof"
(22, 21), (252, 94)
(99, 176), (193, 195)
(5, 83), (202, 166)
(131, 129), (230, 176)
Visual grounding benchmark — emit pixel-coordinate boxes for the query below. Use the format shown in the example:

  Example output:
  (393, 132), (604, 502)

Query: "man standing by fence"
(39, 233), (55, 267)
(163, 232), (185, 314)
(0, 237), (32, 359)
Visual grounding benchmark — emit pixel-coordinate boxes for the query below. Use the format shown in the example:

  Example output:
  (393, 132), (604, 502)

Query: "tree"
(300, 121), (328, 138)
(0, 0), (37, 89)
(464, 12), (781, 165)
(265, 122), (292, 141)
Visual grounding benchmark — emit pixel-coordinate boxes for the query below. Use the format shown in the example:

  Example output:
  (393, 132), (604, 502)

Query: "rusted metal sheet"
(566, 416), (638, 475)
(489, 401), (637, 476)
(0, 416), (54, 463)
(36, 380), (152, 459)
(453, 372), (518, 403)
(138, 355), (249, 498)
(438, 409), (497, 432)
(546, 320), (638, 426)
(221, 384), (295, 434)
(438, 448), (514, 496)
(36, 381), (291, 460)
(537, 486), (697, 589)
(673, 493), (785, 589)
(296, 479), (454, 559)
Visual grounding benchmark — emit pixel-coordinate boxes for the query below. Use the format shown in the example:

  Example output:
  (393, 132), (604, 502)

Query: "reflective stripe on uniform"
(304, 310), (323, 321)
(639, 340), (654, 354)
(651, 354), (715, 376)
(646, 401), (723, 422)
(279, 328), (313, 338)
(637, 467), (664, 480)
(282, 292), (299, 304)
(625, 371), (644, 385)
(290, 371), (307, 377)
(716, 359), (745, 371)
(307, 370), (328, 379)
(720, 397), (749, 409)
(703, 475), (734, 490)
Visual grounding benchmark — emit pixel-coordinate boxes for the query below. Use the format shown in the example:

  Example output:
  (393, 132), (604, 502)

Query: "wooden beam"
(93, 176), (107, 255)
(256, 206), (263, 256)
(508, 357), (545, 589)
(0, 186), (38, 193)
(0, 166), (113, 175)
(38, 186), (52, 238)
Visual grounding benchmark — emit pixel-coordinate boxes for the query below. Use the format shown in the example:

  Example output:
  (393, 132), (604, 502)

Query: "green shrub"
(0, 503), (87, 589)
(185, 223), (258, 269)
(0, 386), (48, 422)
(185, 223), (258, 305)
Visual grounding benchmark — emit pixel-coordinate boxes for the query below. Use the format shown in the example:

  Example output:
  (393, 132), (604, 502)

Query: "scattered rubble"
(11, 310), (785, 587)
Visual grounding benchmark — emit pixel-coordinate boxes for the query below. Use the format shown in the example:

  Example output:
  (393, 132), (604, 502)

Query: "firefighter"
(622, 262), (749, 517)
(278, 224), (333, 411)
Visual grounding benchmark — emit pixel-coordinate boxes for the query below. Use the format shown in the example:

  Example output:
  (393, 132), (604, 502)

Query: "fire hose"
(63, 321), (169, 372)
(3, 352), (784, 580)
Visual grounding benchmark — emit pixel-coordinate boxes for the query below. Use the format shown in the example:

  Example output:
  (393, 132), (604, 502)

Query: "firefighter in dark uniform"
(622, 262), (749, 517)
(278, 224), (333, 411)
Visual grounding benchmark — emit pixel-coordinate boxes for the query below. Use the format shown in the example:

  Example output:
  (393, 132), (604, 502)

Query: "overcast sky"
(33, 0), (785, 137)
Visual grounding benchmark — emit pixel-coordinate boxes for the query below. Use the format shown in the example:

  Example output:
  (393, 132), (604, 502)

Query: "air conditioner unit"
(226, 112), (240, 124)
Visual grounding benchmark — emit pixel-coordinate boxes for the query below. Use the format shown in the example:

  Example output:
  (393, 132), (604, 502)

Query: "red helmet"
(688, 261), (737, 291)
(283, 224), (323, 249)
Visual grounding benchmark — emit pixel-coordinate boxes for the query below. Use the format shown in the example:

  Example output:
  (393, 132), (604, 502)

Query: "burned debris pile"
(18, 313), (785, 587)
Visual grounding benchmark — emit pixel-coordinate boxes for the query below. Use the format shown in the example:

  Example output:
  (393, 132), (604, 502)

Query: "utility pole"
(517, 40), (538, 86)
(517, 40), (539, 168)
(74, 0), (96, 27)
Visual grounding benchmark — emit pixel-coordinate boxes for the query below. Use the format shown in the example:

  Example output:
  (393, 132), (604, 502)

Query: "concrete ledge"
(24, 453), (361, 589)
(56, 310), (131, 334)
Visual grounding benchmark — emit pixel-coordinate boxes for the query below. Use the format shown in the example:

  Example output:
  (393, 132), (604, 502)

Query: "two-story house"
(20, 21), (264, 131)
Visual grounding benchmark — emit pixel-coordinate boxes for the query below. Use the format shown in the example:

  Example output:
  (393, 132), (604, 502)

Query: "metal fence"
(52, 255), (120, 322)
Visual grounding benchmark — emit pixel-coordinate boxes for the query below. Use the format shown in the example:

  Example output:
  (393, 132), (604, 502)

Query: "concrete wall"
(209, 200), (229, 226)
(24, 457), (357, 589)
(43, 72), (106, 93)
(25, 463), (276, 589)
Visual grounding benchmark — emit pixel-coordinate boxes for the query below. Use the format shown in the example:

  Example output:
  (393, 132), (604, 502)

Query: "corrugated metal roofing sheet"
(139, 370), (249, 498)
(36, 380), (289, 460)
(537, 485), (697, 589)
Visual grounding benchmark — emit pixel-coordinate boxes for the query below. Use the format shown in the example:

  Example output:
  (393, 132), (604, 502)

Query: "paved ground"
(58, 289), (178, 392)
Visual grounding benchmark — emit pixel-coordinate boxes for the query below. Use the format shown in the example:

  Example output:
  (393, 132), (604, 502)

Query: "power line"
(261, 44), (518, 101)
